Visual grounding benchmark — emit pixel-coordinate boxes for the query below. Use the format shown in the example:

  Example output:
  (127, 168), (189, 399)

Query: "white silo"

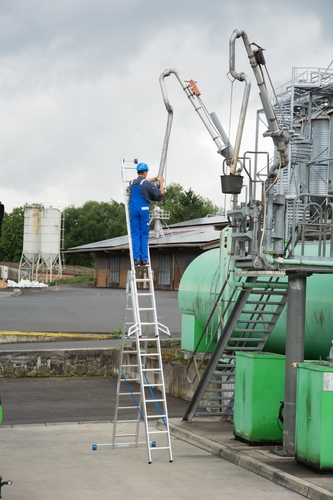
(37, 207), (63, 281)
(19, 207), (41, 279)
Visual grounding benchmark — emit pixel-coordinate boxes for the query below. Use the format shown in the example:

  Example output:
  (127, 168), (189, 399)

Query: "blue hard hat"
(136, 162), (149, 171)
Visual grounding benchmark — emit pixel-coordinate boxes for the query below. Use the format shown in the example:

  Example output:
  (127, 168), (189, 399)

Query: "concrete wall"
(0, 348), (199, 401)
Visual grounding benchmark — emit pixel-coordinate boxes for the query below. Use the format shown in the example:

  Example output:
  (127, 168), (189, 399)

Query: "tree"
(64, 200), (127, 266)
(160, 182), (221, 224)
(0, 206), (25, 262)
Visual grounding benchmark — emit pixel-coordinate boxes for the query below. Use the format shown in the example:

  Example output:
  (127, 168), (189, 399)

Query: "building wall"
(93, 250), (201, 290)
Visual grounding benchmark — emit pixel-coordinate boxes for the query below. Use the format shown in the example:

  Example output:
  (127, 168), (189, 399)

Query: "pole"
(283, 274), (306, 455)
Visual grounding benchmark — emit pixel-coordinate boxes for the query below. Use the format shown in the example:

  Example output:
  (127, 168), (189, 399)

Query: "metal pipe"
(231, 29), (289, 174)
(159, 70), (174, 178)
(159, 68), (228, 157)
(229, 30), (251, 175)
(210, 111), (234, 162)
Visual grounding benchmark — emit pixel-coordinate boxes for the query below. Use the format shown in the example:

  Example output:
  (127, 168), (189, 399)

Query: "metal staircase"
(108, 158), (173, 463)
(183, 275), (288, 422)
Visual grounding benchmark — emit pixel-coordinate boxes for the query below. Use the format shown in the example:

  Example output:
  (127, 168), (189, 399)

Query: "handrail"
(185, 274), (240, 384)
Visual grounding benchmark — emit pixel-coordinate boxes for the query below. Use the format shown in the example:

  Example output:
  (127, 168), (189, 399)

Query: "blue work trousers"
(130, 206), (150, 261)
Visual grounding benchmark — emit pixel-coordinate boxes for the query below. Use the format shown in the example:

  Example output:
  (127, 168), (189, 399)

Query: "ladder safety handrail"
(186, 275), (234, 384)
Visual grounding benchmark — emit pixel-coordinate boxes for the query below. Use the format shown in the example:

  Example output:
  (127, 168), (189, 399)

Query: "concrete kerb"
(162, 420), (333, 500)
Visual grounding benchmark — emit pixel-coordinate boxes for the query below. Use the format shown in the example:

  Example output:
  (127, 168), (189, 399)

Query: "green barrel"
(296, 362), (333, 470)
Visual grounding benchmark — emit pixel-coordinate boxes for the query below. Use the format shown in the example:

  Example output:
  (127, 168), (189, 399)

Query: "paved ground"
(0, 377), (188, 425)
(1, 286), (333, 499)
(0, 421), (305, 500)
(0, 286), (181, 336)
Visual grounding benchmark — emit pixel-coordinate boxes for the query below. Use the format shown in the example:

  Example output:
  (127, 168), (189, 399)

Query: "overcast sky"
(0, 0), (332, 213)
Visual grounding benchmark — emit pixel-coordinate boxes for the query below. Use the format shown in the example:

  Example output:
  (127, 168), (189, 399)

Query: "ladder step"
(228, 337), (267, 342)
(138, 337), (159, 341)
(119, 392), (141, 396)
(149, 433), (169, 437)
(142, 368), (162, 372)
(118, 406), (140, 410)
(143, 383), (163, 388)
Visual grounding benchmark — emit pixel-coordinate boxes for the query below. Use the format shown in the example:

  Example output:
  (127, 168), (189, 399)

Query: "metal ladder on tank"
(183, 275), (288, 422)
(104, 158), (173, 463)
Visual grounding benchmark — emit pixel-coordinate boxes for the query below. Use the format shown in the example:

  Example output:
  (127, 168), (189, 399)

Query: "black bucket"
(220, 175), (243, 194)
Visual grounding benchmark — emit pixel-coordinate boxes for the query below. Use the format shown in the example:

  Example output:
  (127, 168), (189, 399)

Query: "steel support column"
(283, 274), (306, 455)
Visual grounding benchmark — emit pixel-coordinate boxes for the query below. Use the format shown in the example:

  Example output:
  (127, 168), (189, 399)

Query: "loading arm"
(158, 68), (233, 178)
(230, 29), (290, 175)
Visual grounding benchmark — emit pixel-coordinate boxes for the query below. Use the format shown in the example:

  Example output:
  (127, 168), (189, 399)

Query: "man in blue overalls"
(129, 162), (164, 266)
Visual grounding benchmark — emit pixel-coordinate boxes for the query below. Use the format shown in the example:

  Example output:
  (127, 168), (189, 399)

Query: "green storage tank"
(178, 240), (333, 359)
(296, 362), (333, 471)
(233, 352), (285, 444)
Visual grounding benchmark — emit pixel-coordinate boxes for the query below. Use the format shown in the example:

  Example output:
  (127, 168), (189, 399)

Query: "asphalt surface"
(0, 377), (188, 426)
(0, 286), (181, 336)
(1, 285), (333, 499)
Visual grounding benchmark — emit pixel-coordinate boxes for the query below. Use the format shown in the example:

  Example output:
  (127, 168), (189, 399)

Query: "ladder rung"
(113, 419), (140, 424)
(119, 392), (141, 396)
(118, 405), (140, 410)
(146, 414), (167, 419)
(150, 446), (171, 450)
(143, 383), (163, 387)
(138, 337), (159, 341)
(114, 433), (140, 438)
(142, 368), (162, 372)
(149, 433), (169, 437)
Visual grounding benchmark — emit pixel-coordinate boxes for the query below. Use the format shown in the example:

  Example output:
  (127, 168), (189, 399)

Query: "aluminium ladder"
(111, 158), (173, 463)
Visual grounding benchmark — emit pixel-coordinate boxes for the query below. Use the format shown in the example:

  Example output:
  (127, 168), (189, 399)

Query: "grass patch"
(49, 275), (94, 286)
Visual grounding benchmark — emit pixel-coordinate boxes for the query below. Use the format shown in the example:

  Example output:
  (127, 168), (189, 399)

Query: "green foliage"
(63, 200), (126, 266)
(49, 275), (94, 286)
(0, 184), (221, 264)
(0, 206), (25, 261)
(160, 182), (222, 224)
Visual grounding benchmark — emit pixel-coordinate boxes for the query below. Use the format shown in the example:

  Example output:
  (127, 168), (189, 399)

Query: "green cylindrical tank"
(178, 247), (333, 359)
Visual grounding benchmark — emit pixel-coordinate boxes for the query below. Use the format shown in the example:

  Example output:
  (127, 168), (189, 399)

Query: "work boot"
(141, 260), (149, 266)
(134, 259), (141, 266)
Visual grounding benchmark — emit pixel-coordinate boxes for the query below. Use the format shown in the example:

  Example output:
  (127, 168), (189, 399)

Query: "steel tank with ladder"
(93, 158), (173, 463)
